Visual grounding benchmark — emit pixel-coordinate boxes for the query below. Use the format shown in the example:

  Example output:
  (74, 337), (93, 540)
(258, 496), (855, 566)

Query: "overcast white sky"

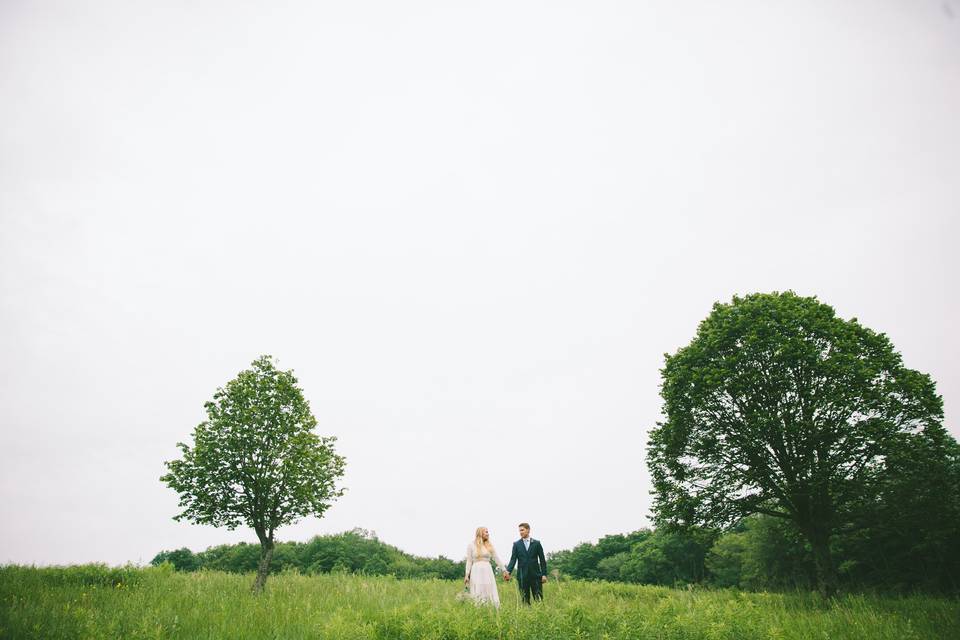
(1, 0), (958, 567)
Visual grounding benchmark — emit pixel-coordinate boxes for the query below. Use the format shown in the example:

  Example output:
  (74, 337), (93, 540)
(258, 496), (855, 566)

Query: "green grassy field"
(1, 565), (957, 639)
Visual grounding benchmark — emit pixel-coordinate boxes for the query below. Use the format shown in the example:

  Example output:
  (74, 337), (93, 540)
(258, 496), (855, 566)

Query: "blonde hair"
(474, 527), (494, 557)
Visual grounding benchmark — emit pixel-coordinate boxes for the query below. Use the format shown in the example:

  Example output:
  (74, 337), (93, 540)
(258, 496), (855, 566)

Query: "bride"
(464, 526), (506, 607)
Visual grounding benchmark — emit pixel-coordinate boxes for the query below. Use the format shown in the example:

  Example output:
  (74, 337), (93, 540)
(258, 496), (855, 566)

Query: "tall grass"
(1, 564), (957, 639)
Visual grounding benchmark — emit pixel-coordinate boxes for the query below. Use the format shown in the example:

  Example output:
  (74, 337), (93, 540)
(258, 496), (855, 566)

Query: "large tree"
(162, 355), (346, 592)
(647, 292), (944, 597)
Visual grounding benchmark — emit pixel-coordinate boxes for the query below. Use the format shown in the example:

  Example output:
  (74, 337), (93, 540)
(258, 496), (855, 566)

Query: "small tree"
(647, 292), (943, 597)
(161, 355), (346, 592)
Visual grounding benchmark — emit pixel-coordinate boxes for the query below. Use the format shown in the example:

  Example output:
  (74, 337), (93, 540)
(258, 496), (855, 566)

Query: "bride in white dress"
(464, 526), (506, 607)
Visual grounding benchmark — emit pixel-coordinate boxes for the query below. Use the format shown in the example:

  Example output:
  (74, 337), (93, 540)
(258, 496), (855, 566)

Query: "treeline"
(549, 529), (711, 586)
(551, 424), (960, 594)
(153, 431), (960, 594)
(152, 501), (960, 594)
(550, 499), (960, 594)
(151, 529), (463, 580)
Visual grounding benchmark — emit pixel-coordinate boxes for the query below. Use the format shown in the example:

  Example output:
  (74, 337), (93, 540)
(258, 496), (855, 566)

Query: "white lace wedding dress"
(465, 543), (505, 607)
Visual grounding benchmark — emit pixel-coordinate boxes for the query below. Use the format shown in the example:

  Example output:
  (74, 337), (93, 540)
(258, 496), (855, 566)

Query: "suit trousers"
(518, 572), (543, 604)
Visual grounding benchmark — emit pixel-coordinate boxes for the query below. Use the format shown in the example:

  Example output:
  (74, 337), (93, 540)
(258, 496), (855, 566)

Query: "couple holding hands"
(464, 522), (547, 607)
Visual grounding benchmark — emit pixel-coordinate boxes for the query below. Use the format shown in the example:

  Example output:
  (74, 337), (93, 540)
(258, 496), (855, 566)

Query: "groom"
(503, 522), (547, 604)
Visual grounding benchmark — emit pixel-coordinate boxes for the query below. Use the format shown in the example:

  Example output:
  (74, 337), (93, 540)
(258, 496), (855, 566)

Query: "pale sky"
(1, 0), (958, 567)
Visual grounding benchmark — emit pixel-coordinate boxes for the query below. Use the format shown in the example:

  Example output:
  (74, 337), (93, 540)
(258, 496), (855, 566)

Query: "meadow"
(1, 564), (957, 640)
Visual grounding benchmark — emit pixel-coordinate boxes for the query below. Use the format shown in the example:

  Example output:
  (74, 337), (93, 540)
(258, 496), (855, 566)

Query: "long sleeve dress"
(464, 543), (505, 607)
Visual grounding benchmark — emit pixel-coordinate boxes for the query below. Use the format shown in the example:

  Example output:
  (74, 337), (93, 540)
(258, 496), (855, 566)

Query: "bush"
(151, 529), (465, 580)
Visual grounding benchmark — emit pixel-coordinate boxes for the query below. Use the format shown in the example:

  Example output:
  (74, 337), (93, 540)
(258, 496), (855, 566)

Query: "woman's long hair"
(474, 527), (494, 557)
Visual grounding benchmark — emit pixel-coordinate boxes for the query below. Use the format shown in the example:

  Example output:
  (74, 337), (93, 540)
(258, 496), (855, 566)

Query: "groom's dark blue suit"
(506, 538), (547, 604)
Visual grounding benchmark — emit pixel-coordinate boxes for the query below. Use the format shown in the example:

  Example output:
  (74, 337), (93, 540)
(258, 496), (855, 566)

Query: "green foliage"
(832, 427), (960, 592)
(187, 542), (262, 574)
(2, 566), (958, 639)
(149, 548), (198, 572)
(549, 512), (958, 595)
(549, 530), (651, 581)
(704, 451), (960, 595)
(150, 529), (464, 580)
(647, 291), (946, 595)
(705, 516), (815, 591)
(549, 529), (713, 587)
(619, 528), (715, 586)
(160, 355), (346, 590)
(161, 355), (346, 536)
(704, 529), (748, 588)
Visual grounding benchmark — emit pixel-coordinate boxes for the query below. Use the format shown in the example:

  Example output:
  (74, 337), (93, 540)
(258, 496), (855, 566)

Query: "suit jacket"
(506, 538), (547, 579)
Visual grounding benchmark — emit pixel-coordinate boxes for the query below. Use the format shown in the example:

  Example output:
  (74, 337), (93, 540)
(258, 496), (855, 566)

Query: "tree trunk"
(807, 527), (837, 599)
(252, 534), (274, 593)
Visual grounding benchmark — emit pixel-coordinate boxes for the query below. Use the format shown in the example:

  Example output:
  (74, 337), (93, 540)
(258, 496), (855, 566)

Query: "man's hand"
(541, 576), (547, 584)
(502, 572), (510, 581)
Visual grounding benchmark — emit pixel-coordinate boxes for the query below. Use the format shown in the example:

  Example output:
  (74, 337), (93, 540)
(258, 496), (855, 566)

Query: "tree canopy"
(647, 291), (945, 596)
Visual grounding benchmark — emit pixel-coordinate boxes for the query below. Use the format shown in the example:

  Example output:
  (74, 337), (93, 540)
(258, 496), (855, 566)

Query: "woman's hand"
(464, 576), (469, 585)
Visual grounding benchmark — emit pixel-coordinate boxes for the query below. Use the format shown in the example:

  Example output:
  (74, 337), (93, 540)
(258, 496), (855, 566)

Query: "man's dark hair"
(518, 522), (530, 530)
